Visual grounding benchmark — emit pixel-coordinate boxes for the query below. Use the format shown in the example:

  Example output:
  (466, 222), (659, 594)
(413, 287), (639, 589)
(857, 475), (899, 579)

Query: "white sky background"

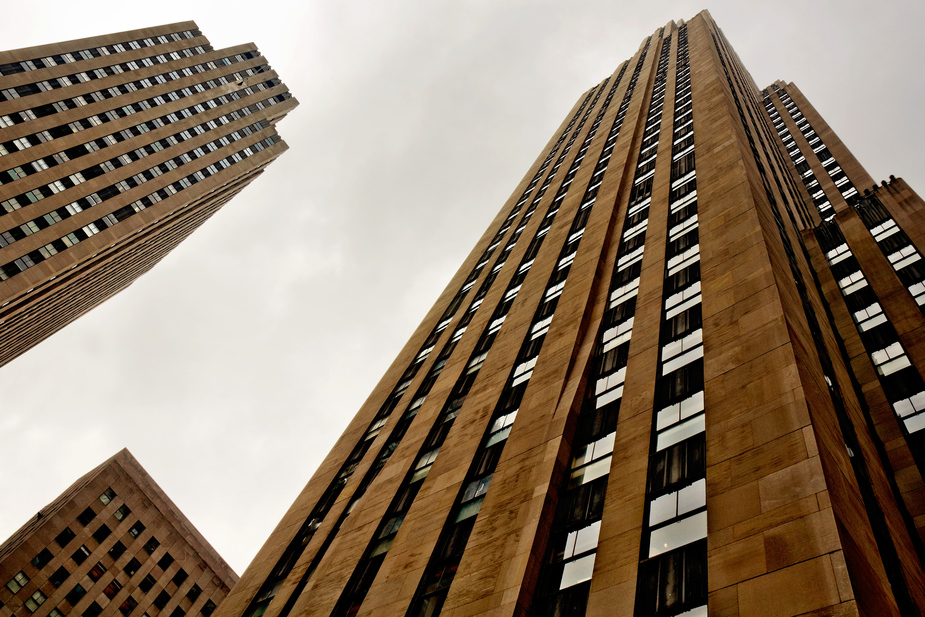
(0, 0), (922, 575)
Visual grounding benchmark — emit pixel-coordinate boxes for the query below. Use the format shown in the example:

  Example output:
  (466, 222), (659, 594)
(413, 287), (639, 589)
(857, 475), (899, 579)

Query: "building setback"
(0, 21), (297, 367)
(215, 10), (925, 617)
(0, 449), (237, 617)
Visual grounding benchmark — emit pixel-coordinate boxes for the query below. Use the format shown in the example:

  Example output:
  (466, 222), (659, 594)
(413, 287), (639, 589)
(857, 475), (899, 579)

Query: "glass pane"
(568, 455), (611, 488)
(649, 511), (707, 557)
(649, 492), (677, 526)
(571, 521), (601, 556)
(657, 414), (705, 451)
(677, 479), (706, 516)
(559, 554), (596, 590)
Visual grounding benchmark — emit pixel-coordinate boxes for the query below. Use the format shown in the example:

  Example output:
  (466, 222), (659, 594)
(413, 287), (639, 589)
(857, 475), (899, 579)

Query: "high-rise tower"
(0, 22), (297, 366)
(216, 11), (925, 617)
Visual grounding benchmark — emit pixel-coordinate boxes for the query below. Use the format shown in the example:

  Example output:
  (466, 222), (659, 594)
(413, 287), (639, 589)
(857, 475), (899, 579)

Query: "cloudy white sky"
(0, 0), (922, 575)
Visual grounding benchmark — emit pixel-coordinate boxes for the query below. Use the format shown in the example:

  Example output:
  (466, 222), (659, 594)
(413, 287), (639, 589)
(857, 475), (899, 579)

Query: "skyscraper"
(215, 11), (925, 617)
(0, 449), (237, 617)
(0, 22), (296, 367)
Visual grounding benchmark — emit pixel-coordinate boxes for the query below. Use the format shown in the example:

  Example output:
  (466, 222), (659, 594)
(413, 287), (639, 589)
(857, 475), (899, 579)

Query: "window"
(120, 597), (138, 616)
(77, 507), (96, 526)
(71, 545), (91, 565)
(153, 591), (170, 609)
(83, 602), (103, 617)
(130, 522), (147, 539)
(92, 524), (112, 543)
(24, 590), (47, 612)
(110, 541), (127, 559)
(169, 608), (185, 617)
(139, 575), (156, 593)
(636, 541), (707, 617)
(114, 505), (131, 521)
(103, 580), (123, 599)
(88, 562), (107, 582)
(32, 548), (54, 569)
(157, 553), (174, 571)
(49, 608), (66, 617)
(125, 558), (142, 577)
(186, 585), (201, 601)
(171, 569), (187, 586)
(99, 488), (117, 505)
(50, 566), (70, 587)
(65, 584), (86, 606)
(201, 601), (216, 617)
(7, 571), (29, 593)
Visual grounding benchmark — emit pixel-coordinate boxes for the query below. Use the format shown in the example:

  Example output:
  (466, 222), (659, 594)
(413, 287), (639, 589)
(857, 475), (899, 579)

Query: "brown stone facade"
(0, 450), (237, 617)
(0, 22), (297, 367)
(215, 11), (925, 617)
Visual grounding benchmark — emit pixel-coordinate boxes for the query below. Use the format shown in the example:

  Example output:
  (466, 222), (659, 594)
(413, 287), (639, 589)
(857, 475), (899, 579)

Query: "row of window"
(0, 30), (200, 77)
(636, 28), (708, 617)
(763, 95), (834, 221)
(403, 70), (626, 617)
(531, 36), (658, 617)
(0, 51), (261, 159)
(0, 43), (210, 105)
(775, 90), (859, 202)
(856, 197), (925, 313)
(237, 66), (606, 617)
(0, 98), (278, 248)
(0, 71), (278, 200)
(0, 132), (280, 281)
(817, 223), (925, 436)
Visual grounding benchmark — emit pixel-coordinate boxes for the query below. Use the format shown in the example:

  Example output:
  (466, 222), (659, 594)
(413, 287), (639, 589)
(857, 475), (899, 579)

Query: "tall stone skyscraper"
(0, 21), (297, 366)
(216, 11), (925, 617)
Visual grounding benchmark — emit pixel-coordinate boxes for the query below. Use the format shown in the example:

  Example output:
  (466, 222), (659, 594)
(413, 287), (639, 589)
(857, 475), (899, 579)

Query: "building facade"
(216, 11), (925, 617)
(0, 21), (297, 366)
(0, 449), (237, 617)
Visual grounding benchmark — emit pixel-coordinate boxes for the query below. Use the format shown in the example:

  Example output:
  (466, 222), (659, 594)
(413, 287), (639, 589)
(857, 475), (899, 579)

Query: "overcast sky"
(0, 0), (922, 575)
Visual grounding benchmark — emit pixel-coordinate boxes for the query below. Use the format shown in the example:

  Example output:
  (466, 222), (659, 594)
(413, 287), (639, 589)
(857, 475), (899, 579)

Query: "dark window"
(157, 553), (174, 571)
(169, 608), (185, 617)
(71, 546), (91, 565)
(186, 585), (201, 601)
(55, 527), (76, 548)
(171, 569), (187, 586)
(92, 524), (111, 543)
(65, 585), (86, 606)
(114, 505), (131, 521)
(143, 537), (159, 553)
(32, 548), (54, 569)
(88, 562), (106, 582)
(109, 541), (126, 559)
(647, 433), (706, 496)
(82, 602), (102, 617)
(50, 567), (70, 587)
(125, 558), (142, 577)
(636, 540), (707, 616)
(654, 360), (704, 409)
(103, 580), (122, 599)
(119, 597), (138, 616)
(129, 522), (147, 539)
(662, 304), (702, 341)
(77, 508), (96, 526)
(154, 591), (170, 609)
(139, 575), (156, 593)
(201, 601), (216, 617)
